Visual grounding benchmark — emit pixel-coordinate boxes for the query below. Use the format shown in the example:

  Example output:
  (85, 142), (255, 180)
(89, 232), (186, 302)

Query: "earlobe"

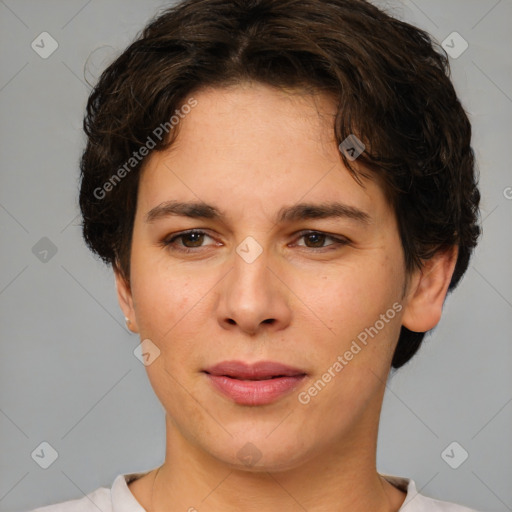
(114, 267), (139, 333)
(401, 246), (458, 333)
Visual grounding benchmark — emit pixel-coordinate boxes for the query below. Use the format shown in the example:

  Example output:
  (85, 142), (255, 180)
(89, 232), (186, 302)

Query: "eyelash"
(161, 229), (350, 253)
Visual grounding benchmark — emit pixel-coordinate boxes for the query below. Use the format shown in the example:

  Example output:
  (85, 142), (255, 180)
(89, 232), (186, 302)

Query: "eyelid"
(163, 229), (218, 246)
(291, 230), (351, 248)
(162, 229), (350, 252)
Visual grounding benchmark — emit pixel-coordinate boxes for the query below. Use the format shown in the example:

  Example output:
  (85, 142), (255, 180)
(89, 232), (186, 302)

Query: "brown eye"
(162, 230), (217, 252)
(180, 232), (205, 247)
(295, 231), (350, 250)
(303, 233), (327, 248)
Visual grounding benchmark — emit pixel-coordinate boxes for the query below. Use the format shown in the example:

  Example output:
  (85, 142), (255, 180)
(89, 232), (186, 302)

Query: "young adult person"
(31, 0), (481, 510)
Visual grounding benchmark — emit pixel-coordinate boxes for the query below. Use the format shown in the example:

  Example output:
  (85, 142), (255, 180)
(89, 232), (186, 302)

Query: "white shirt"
(28, 471), (480, 511)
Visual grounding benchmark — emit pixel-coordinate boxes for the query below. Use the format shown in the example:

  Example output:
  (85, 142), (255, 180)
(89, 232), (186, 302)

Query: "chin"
(210, 435), (315, 473)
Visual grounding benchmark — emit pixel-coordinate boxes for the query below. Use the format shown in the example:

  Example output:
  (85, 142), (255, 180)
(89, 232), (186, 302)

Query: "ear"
(401, 245), (458, 333)
(114, 266), (139, 333)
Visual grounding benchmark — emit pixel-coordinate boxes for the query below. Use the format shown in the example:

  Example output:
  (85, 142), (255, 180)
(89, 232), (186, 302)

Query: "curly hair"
(79, 0), (481, 369)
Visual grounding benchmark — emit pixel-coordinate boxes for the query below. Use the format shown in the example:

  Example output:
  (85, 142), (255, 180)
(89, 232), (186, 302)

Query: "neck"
(143, 409), (405, 512)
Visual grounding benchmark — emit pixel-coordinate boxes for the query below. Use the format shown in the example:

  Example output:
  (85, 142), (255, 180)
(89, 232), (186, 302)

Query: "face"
(116, 83), (446, 471)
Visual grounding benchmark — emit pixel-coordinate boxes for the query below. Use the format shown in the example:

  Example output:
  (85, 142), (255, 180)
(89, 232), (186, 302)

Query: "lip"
(203, 360), (306, 379)
(203, 360), (307, 406)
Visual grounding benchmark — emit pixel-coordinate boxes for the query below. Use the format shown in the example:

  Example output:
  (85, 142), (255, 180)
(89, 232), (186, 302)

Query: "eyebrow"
(145, 200), (371, 225)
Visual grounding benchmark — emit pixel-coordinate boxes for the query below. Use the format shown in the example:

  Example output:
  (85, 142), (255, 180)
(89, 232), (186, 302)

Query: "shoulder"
(407, 493), (481, 512)
(27, 486), (111, 512)
(25, 471), (151, 512)
(383, 475), (481, 512)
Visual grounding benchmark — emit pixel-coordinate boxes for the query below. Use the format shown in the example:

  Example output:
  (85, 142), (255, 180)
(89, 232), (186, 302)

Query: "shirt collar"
(112, 471), (152, 512)
(113, 471), (417, 511)
(381, 474), (421, 510)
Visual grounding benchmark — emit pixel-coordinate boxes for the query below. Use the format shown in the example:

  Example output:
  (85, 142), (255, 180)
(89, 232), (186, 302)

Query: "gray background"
(0, 0), (511, 510)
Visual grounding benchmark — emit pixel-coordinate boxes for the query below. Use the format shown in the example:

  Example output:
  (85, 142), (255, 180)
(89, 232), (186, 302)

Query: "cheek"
(302, 261), (401, 331)
(130, 256), (195, 341)
(290, 255), (405, 380)
(130, 269), (202, 393)
(129, 257), (223, 380)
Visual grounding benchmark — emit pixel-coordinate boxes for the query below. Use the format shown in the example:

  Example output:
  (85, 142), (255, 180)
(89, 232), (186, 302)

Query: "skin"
(115, 82), (458, 511)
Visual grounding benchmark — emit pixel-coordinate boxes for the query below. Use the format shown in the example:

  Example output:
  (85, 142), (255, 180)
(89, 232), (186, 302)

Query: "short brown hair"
(79, 0), (481, 368)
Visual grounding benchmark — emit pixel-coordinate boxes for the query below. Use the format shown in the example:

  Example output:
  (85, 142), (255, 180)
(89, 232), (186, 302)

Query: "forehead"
(136, 83), (393, 226)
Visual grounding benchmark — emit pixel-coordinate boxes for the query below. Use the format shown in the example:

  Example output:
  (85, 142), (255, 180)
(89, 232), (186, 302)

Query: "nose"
(216, 242), (292, 336)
